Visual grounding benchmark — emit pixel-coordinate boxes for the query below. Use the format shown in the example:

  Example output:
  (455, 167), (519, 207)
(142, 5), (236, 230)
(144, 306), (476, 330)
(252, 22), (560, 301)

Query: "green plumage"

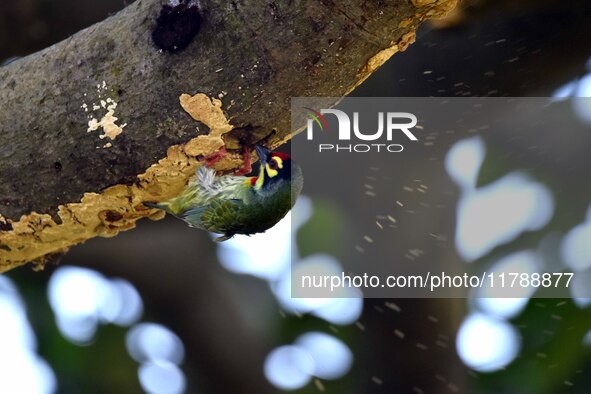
(145, 147), (303, 241)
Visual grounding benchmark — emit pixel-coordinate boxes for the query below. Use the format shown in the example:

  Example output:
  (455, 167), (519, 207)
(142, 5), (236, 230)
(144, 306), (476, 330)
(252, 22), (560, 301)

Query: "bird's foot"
(232, 146), (253, 176)
(200, 147), (227, 168)
(199, 146), (253, 175)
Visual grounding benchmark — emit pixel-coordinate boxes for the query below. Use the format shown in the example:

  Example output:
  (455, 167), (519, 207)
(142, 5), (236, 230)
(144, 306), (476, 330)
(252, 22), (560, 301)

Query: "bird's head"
(251, 146), (302, 200)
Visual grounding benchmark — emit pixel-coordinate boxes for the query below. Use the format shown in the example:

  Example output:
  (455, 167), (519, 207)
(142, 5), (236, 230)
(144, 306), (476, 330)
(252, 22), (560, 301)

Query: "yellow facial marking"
(265, 156), (283, 178)
(254, 164), (265, 190)
(265, 163), (278, 178)
(255, 157), (284, 189)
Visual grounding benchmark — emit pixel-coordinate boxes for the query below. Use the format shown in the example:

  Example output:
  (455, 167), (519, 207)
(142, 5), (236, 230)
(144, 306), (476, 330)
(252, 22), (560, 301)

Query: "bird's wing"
(179, 205), (208, 228)
(182, 198), (246, 236)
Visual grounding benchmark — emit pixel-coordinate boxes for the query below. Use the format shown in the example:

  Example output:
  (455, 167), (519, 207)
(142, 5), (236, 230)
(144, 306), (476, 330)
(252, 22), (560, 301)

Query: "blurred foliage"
(477, 299), (591, 394)
(297, 199), (347, 260)
(9, 268), (141, 393)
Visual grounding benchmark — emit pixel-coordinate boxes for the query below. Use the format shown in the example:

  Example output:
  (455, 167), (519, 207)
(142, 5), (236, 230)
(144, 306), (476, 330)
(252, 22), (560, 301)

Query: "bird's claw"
(200, 147), (227, 168)
(198, 146), (253, 175)
(232, 146), (252, 176)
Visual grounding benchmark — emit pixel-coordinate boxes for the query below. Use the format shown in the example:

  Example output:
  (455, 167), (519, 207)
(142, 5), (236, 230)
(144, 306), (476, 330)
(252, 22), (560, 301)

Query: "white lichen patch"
(87, 99), (126, 140)
(82, 81), (127, 143)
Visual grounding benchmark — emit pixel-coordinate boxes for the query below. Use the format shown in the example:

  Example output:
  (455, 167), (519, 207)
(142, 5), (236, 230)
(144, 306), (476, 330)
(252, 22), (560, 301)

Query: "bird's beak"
(255, 145), (271, 165)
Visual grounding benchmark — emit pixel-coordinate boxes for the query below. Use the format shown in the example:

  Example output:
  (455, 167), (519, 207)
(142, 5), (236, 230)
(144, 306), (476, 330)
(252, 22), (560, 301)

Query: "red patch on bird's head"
(249, 176), (258, 187)
(271, 152), (290, 161)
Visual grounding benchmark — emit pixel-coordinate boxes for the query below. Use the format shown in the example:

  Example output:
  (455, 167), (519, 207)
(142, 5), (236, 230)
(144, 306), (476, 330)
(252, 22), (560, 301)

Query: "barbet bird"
(145, 146), (303, 241)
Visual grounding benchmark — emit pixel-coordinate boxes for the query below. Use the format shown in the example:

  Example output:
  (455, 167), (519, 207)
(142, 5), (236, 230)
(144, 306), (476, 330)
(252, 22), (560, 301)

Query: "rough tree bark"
(0, 0), (456, 271)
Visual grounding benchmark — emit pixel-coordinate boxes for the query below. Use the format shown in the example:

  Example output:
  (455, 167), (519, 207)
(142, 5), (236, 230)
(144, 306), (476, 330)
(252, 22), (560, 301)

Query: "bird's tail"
(143, 201), (175, 215)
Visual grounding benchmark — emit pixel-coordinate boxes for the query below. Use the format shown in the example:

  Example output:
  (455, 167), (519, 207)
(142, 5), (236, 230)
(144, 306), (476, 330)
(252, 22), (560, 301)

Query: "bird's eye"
(268, 159), (278, 170)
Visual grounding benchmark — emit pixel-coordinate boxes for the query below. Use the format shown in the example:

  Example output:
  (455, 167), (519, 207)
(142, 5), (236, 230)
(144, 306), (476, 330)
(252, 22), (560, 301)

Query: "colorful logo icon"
(304, 107), (329, 131)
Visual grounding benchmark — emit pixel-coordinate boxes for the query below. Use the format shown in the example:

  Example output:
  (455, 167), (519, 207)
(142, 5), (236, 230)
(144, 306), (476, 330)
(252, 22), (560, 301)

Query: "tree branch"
(0, 0), (456, 271)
